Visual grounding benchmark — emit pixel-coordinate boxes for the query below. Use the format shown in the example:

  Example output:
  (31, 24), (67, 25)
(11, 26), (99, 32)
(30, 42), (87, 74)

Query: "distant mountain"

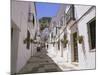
(39, 17), (51, 31)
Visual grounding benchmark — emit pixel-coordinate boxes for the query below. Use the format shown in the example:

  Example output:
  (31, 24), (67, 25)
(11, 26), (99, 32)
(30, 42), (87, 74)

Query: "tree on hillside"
(39, 17), (51, 31)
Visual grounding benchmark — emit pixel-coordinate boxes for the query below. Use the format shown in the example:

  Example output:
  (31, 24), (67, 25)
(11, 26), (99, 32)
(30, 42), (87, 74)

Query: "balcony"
(66, 5), (75, 24)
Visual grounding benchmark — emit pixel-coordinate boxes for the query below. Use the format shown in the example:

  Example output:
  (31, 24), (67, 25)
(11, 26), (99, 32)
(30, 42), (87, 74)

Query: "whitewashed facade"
(11, 0), (38, 74)
(48, 4), (96, 70)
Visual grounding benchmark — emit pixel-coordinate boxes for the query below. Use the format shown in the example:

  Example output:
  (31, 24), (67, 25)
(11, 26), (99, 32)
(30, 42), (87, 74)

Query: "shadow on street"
(18, 47), (62, 74)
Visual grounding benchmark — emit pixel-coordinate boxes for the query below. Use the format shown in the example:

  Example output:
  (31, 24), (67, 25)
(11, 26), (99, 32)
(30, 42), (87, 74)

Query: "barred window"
(87, 17), (96, 50)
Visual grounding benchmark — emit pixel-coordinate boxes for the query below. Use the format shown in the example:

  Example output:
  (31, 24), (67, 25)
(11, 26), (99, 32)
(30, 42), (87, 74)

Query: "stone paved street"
(18, 49), (62, 74)
(11, 1), (96, 75)
(18, 48), (79, 74)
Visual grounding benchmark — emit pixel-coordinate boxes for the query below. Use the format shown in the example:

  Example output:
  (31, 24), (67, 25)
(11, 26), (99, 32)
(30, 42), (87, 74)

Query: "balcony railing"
(66, 5), (75, 24)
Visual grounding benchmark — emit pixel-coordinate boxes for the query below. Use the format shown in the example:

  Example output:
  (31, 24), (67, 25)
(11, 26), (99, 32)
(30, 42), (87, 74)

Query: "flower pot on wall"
(61, 39), (68, 48)
(23, 38), (34, 44)
(64, 39), (68, 48)
(30, 39), (34, 43)
(77, 35), (83, 44)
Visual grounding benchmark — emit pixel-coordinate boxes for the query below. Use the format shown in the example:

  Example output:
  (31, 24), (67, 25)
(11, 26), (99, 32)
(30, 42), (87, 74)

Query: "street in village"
(19, 45), (78, 74)
(11, 0), (96, 74)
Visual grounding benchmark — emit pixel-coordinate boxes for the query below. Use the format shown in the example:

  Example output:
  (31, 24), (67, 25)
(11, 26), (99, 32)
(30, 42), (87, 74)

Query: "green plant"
(30, 39), (34, 43)
(24, 38), (35, 44)
(77, 35), (83, 44)
(61, 38), (68, 48)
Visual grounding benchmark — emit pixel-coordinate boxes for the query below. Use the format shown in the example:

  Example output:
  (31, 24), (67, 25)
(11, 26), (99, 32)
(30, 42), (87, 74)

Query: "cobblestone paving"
(18, 50), (62, 74)
(18, 47), (78, 74)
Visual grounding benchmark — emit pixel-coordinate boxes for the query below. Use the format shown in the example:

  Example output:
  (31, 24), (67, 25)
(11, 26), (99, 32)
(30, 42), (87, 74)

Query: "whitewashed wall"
(74, 5), (91, 20)
(76, 6), (96, 69)
(11, 1), (37, 73)
(64, 5), (96, 69)
(48, 4), (96, 70)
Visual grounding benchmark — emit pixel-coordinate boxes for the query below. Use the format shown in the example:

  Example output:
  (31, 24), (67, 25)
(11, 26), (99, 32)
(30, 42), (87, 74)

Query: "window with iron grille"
(87, 17), (96, 50)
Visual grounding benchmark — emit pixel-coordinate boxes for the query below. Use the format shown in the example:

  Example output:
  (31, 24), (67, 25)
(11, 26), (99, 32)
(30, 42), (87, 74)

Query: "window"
(27, 30), (30, 49)
(28, 11), (34, 26)
(11, 27), (13, 40)
(71, 5), (75, 20)
(33, 14), (34, 25)
(87, 17), (96, 50)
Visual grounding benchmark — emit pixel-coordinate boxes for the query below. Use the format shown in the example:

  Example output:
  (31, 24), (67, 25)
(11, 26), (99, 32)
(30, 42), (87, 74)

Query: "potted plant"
(30, 39), (34, 43)
(61, 37), (68, 48)
(63, 39), (68, 48)
(24, 38), (34, 44)
(77, 35), (83, 44)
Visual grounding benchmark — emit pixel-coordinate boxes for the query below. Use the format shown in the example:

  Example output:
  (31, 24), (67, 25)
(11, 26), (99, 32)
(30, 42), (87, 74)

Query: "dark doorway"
(37, 47), (40, 52)
(72, 32), (78, 62)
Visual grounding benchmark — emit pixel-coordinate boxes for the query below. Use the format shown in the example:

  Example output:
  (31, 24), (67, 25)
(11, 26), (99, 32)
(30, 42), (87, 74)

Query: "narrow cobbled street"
(18, 46), (78, 74)
(19, 48), (62, 74)
(11, 1), (96, 74)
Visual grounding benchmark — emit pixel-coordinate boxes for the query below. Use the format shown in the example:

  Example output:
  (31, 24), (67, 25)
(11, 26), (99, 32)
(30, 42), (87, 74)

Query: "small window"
(87, 17), (96, 51)
(33, 14), (34, 25)
(11, 27), (13, 40)
(71, 5), (75, 20)
(27, 30), (30, 49)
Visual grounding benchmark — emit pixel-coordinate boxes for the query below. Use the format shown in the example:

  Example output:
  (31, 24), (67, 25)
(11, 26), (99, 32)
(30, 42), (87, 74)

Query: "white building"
(11, 0), (38, 74)
(48, 4), (96, 70)
(73, 5), (96, 69)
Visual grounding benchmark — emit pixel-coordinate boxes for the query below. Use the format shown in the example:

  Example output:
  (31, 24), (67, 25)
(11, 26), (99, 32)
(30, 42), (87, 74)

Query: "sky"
(35, 2), (61, 19)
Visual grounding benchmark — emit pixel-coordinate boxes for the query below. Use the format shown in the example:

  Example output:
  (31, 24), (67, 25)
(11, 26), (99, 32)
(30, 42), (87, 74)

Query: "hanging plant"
(61, 39), (64, 43)
(77, 35), (83, 44)
(23, 38), (27, 44)
(24, 38), (35, 44)
(32, 14), (34, 25)
(30, 39), (34, 43)
(61, 38), (68, 48)
(64, 39), (68, 48)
